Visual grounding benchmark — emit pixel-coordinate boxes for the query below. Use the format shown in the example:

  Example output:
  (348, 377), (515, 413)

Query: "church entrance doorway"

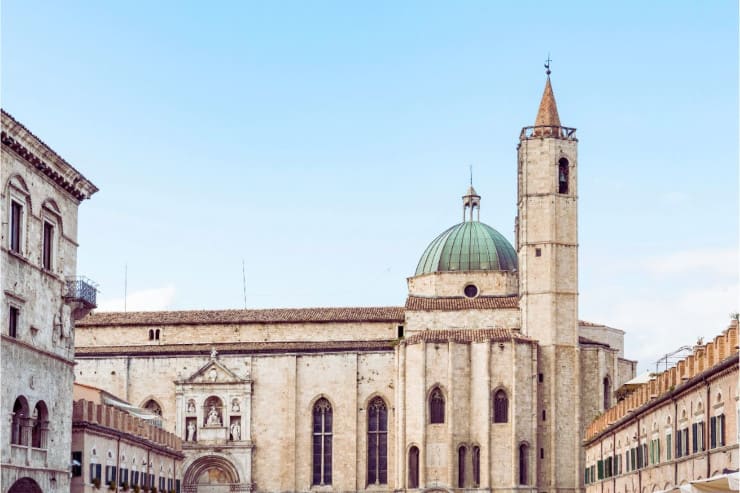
(183, 454), (240, 493)
(7, 478), (42, 493)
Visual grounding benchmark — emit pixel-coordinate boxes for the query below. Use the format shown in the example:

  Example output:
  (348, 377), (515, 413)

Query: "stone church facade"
(74, 74), (637, 493)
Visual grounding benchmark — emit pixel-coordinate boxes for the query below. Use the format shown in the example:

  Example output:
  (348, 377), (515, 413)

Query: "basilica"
(73, 73), (637, 493)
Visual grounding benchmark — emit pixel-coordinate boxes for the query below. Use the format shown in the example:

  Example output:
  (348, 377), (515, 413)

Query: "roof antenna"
(544, 53), (552, 76)
(469, 164), (473, 187)
(241, 259), (247, 310)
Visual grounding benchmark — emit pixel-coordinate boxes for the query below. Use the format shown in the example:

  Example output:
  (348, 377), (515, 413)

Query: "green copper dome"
(415, 221), (518, 275)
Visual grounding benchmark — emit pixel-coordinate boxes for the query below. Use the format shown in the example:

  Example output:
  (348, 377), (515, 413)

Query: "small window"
(397, 325), (404, 338)
(148, 329), (154, 341)
(9, 200), (22, 253)
(429, 387), (445, 424)
(42, 221), (54, 270)
(71, 451), (82, 477)
(535, 248), (542, 257)
(493, 390), (508, 423)
(540, 448), (544, 459)
(538, 373), (544, 383)
(472, 446), (480, 486)
(558, 158), (569, 194)
(408, 446), (419, 489)
(519, 443), (529, 485)
(542, 409), (546, 421)
(458, 446), (466, 488)
(155, 329), (160, 340)
(9, 306), (19, 338)
(464, 284), (478, 298)
(603, 377), (611, 410)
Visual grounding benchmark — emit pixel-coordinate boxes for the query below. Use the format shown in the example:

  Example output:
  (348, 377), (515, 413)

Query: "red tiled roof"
(75, 339), (395, 357)
(404, 328), (533, 345)
(77, 306), (405, 327)
(405, 296), (518, 311)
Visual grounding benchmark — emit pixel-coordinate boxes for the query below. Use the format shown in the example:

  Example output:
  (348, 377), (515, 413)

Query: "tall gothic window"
(458, 445), (467, 488)
(367, 397), (388, 485)
(603, 377), (611, 410)
(519, 443), (529, 485)
(408, 446), (419, 489)
(429, 387), (445, 424)
(312, 398), (333, 485)
(493, 389), (508, 423)
(472, 446), (480, 486)
(558, 158), (569, 194)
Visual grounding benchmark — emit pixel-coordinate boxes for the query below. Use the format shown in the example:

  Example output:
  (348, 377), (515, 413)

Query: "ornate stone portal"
(175, 353), (253, 492)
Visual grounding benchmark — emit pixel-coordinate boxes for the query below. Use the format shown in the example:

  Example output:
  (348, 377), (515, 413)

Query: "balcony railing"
(65, 277), (98, 309)
(520, 125), (577, 141)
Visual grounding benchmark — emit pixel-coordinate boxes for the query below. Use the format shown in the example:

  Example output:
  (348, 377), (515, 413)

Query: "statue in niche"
(231, 399), (240, 412)
(230, 421), (241, 441)
(208, 368), (218, 382)
(186, 422), (196, 441)
(206, 405), (221, 426)
(187, 400), (195, 413)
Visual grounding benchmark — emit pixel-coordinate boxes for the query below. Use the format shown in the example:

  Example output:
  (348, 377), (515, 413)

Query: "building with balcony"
(1, 109), (98, 493)
(71, 384), (184, 493)
(583, 322), (739, 493)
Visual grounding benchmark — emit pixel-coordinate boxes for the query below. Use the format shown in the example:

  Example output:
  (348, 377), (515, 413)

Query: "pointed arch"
(367, 396), (388, 485)
(312, 397), (333, 485)
(429, 385), (445, 424)
(493, 388), (509, 423)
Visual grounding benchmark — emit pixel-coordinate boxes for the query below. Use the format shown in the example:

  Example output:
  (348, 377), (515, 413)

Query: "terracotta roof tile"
(405, 296), (518, 311)
(77, 306), (405, 327)
(404, 328), (533, 345)
(75, 339), (395, 357)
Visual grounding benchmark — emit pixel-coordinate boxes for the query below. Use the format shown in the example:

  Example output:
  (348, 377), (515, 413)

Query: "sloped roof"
(78, 306), (405, 327)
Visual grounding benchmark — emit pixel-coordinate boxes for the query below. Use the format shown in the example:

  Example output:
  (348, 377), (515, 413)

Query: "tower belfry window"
(558, 158), (569, 194)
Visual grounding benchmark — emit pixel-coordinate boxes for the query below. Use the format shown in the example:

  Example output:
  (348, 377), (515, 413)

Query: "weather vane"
(545, 53), (552, 76)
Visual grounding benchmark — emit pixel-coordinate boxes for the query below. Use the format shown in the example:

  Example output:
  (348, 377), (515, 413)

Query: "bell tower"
(517, 64), (580, 493)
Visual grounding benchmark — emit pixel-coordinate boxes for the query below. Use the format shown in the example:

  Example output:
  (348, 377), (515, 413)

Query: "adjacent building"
(584, 322), (739, 493)
(1, 110), (98, 493)
(74, 73), (638, 493)
(71, 384), (184, 493)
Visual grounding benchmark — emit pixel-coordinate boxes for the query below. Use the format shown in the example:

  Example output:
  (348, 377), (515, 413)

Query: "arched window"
(493, 389), (508, 423)
(429, 387), (445, 424)
(148, 329), (154, 340)
(458, 445), (467, 488)
(155, 329), (160, 340)
(603, 377), (611, 410)
(143, 399), (162, 417)
(408, 446), (419, 489)
(312, 398), (332, 485)
(11, 397), (29, 445)
(519, 443), (529, 485)
(558, 158), (569, 194)
(31, 401), (49, 449)
(367, 397), (388, 485)
(472, 445), (480, 486)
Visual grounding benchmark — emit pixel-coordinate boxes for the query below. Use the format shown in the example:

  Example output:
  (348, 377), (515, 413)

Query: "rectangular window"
(683, 428), (689, 456)
(42, 221), (53, 270)
(176, 479), (181, 493)
(72, 452), (82, 477)
(597, 460), (603, 480)
(666, 434), (672, 460)
(9, 306), (19, 338)
(630, 448), (636, 470)
(718, 414), (725, 446)
(625, 451), (630, 472)
(692, 423), (698, 453)
(10, 201), (22, 253)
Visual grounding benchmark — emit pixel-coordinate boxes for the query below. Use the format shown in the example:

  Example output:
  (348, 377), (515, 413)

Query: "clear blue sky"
(2, 1), (737, 370)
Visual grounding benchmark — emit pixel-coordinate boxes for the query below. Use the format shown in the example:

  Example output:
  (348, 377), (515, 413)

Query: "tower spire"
(462, 168), (480, 222)
(534, 57), (561, 128)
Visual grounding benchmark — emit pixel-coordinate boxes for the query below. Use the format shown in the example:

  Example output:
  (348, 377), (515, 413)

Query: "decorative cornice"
(1, 109), (98, 201)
